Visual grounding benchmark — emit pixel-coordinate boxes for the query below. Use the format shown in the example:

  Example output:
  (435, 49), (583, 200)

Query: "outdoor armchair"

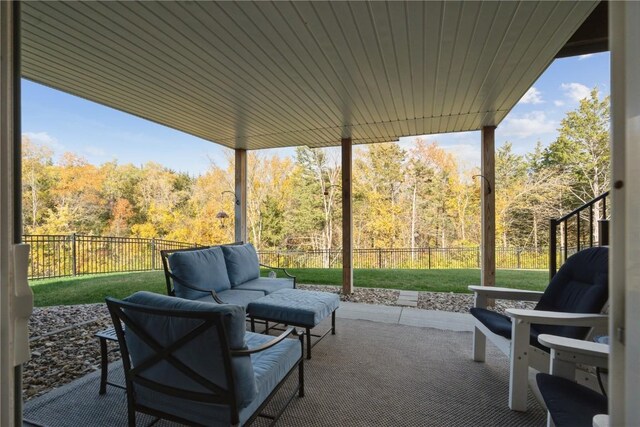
(105, 291), (304, 427)
(469, 246), (609, 411)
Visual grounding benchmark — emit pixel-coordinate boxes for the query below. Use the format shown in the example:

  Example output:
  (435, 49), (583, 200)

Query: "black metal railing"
(24, 233), (552, 280)
(257, 246), (549, 270)
(23, 234), (200, 280)
(549, 191), (610, 279)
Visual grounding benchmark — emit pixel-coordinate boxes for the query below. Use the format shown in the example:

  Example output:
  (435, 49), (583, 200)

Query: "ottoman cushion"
(247, 289), (340, 327)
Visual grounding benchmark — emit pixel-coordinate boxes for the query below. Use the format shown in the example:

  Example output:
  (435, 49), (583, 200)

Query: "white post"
(0, 2), (28, 426)
(610, 1), (640, 425)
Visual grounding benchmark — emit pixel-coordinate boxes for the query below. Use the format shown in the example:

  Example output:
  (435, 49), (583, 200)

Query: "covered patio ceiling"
(21, 1), (599, 151)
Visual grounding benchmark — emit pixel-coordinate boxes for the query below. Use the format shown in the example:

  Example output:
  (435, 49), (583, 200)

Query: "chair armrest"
(468, 285), (544, 302)
(506, 309), (608, 327)
(231, 327), (302, 356)
(537, 334), (609, 359)
(260, 263), (296, 287)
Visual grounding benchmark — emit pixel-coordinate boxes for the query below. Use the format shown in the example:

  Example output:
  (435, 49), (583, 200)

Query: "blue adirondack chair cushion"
(534, 246), (609, 339)
(168, 246), (231, 299)
(122, 291), (257, 407)
(536, 373), (607, 427)
(221, 243), (260, 286)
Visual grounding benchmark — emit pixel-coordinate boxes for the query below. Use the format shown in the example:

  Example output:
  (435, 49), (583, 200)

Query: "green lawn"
(30, 268), (548, 307)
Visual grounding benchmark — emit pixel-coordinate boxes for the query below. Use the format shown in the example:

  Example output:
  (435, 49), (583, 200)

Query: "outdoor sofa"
(162, 243), (340, 359)
(161, 243), (296, 307)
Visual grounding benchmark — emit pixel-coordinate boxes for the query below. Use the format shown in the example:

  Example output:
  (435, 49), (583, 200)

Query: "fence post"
(517, 249), (521, 269)
(377, 248), (382, 269)
(71, 233), (77, 276)
(151, 238), (156, 270)
(428, 247), (431, 269)
(549, 219), (557, 280)
(476, 247), (480, 268)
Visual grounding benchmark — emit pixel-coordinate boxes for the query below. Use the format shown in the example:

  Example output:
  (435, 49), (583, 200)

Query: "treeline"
(22, 89), (609, 252)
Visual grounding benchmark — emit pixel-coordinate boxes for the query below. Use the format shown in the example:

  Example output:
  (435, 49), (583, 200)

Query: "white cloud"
(578, 54), (593, 60)
(23, 131), (64, 152)
(83, 146), (106, 157)
(440, 143), (480, 169)
(561, 82), (591, 102)
(519, 87), (544, 104)
(553, 100), (565, 107)
(499, 111), (556, 138)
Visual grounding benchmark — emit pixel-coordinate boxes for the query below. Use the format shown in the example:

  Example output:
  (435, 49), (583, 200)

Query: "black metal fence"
(24, 233), (552, 280)
(257, 247), (549, 270)
(24, 234), (199, 280)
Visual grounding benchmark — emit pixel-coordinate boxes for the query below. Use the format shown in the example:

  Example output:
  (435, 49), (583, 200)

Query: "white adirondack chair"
(469, 247), (609, 411)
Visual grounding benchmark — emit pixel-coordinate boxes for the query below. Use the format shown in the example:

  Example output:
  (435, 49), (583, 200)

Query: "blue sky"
(22, 52), (609, 175)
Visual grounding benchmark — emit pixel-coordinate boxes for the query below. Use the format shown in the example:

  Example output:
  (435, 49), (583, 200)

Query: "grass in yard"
(31, 271), (167, 307)
(30, 268), (548, 307)
(287, 268), (548, 292)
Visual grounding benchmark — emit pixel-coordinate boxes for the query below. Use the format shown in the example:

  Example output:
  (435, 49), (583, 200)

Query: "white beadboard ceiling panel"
(21, 1), (598, 150)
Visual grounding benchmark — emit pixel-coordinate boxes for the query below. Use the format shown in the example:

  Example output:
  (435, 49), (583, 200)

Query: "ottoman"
(247, 289), (340, 359)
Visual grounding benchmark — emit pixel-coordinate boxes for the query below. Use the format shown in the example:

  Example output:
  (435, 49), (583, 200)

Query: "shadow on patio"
(23, 305), (545, 426)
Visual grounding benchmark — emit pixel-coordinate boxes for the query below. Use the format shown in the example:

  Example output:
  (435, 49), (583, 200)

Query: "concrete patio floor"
(336, 301), (474, 332)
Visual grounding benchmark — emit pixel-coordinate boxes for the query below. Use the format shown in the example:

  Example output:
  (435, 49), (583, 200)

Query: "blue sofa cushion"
(536, 373), (607, 427)
(168, 247), (231, 299)
(221, 243), (260, 286)
(121, 291), (257, 407)
(234, 277), (294, 295)
(131, 330), (301, 426)
(247, 289), (340, 328)
(196, 289), (265, 308)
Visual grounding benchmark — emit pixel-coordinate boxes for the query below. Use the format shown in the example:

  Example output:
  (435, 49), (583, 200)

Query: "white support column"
(481, 126), (496, 287)
(1, 2), (24, 425)
(234, 149), (247, 243)
(610, 1), (640, 425)
(341, 138), (353, 295)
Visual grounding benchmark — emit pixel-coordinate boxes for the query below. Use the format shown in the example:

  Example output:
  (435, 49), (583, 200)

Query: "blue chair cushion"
(221, 243), (260, 286)
(168, 247), (231, 299)
(247, 289), (340, 328)
(535, 247), (608, 339)
(121, 292), (257, 407)
(196, 289), (265, 308)
(132, 331), (301, 426)
(536, 373), (607, 427)
(234, 277), (294, 295)
(470, 307), (547, 351)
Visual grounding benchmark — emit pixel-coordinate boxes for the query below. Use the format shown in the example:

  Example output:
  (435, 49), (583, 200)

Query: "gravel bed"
(23, 288), (535, 401)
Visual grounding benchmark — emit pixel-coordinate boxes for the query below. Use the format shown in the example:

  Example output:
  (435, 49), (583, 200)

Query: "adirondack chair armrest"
(468, 285), (544, 303)
(537, 334), (609, 361)
(506, 309), (609, 327)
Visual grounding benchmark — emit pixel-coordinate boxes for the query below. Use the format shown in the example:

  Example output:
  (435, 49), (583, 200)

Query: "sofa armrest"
(231, 327), (303, 356)
(506, 309), (609, 327)
(260, 263), (297, 288)
(167, 272), (225, 304)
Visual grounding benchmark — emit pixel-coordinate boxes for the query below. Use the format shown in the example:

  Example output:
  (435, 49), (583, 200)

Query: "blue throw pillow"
(221, 243), (260, 286)
(168, 247), (231, 299)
